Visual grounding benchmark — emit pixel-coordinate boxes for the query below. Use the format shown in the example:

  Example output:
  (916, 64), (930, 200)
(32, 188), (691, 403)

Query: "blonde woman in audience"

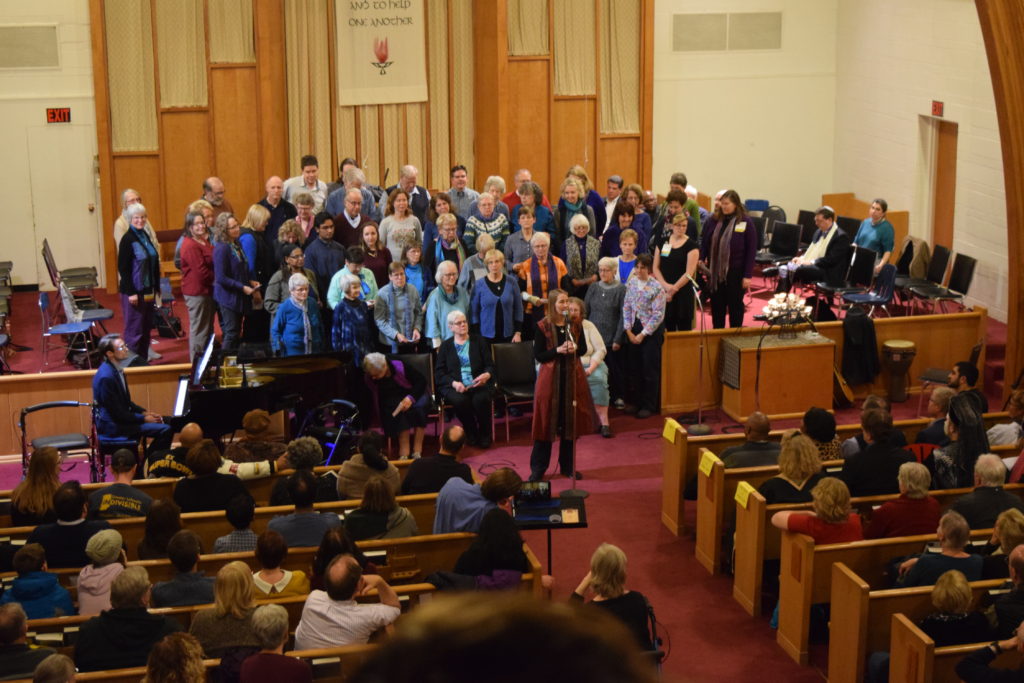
(565, 164), (606, 232)
(10, 447), (60, 526)
(252, 530), (310, 598)
(344, 475), (419, 541)
(239, 604), (313, 682)
(569, 297), (612, 438)
(189, 561), (260, 657)
(457, 232), (498, 296)
(143, 632), (206, 683)
(770, 477), (863, 543)
(570, 543), (655, 651)
(614, 228), (640, 283)
(980, 508), (1024, 579)
(380, 188), (423, 261)
(276, 218), (305, 246)
(757, 431), (824, 504)
(555, 176), (597, 242)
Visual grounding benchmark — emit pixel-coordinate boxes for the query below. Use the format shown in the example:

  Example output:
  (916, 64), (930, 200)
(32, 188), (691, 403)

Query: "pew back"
(888, 612), (1023, 683)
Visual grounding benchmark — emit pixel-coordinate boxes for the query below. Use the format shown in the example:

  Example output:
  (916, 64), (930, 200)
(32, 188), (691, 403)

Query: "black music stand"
(514, 496), (588, 572)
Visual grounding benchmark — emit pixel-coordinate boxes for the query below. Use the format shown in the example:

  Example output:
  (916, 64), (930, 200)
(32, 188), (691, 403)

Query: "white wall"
(832, 0), (1006, 320)
(652, 0), (838, 216)
(0, 2), (101, 288)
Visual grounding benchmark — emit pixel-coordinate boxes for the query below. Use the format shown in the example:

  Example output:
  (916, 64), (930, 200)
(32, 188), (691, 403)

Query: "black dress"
(657, 237), (698, 331)
(572, 591), (653, 651)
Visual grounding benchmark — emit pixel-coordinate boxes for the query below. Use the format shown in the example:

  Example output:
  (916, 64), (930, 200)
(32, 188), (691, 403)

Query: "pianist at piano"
(93, 334), (174, 457)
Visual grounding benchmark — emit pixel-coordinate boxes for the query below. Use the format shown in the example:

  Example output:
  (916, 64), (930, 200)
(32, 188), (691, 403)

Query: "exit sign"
(46, 107), (71, 123)
(931, 100), (944, 117)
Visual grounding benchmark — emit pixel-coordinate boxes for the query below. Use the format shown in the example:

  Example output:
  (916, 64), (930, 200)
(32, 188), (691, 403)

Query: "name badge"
(734, 224), (746, 233)
(660, 244), (671, 258)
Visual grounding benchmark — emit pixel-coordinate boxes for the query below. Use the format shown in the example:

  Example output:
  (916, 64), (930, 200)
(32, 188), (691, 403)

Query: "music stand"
(687, 283), (712, 435)
(514, 496), (588, 572)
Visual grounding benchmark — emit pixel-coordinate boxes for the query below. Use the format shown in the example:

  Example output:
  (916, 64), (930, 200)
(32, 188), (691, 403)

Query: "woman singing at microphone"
(529, 289), (596, 482)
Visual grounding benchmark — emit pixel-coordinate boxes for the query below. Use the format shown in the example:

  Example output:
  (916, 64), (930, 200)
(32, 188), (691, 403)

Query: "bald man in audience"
(381, 165), (431, 226)
(331, 188), (376, 249)
(502, 168), (551, 211)
(146, 422), (285, 480)
(259, 175), (298, 248)
(201, 176), (234, 221)
(951, 454), (1024, 529)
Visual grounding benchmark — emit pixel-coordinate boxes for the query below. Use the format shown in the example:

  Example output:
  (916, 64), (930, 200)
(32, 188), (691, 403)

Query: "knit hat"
(86, 529), (123, 565)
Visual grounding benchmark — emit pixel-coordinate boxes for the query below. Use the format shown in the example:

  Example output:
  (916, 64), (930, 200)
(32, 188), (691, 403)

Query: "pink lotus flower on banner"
(372, 38), (392, 75)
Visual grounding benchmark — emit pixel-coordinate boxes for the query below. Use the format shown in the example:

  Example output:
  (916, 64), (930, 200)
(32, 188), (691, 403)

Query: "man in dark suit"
(952, 454), (1024, 529)
(780, 206), (852, 290)
(434, 311), (494, 448)
(401, 425), (474, 495)
(839, 408), (914, 497)
(27, 482), (110, 568)
(92, 334), (172, 455)
(381, 165), (431, 227)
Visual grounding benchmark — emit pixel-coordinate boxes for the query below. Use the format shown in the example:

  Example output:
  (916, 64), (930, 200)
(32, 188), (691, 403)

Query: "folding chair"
(491, 342), (536, 441)
(898, 244), (950, 312)
(842, 264), (897, 317)
(38, 292), (95, 371)
(909, 252), (976, 314)
(41, 239), (98, 308)
(19, 401), (100, 480)
(57, 282), (113, 334)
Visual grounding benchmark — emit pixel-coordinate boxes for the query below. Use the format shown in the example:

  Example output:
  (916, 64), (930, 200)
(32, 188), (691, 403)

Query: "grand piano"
(173, 338), (351, 442)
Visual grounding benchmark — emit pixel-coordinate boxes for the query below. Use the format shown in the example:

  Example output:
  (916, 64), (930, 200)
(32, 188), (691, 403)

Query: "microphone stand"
(561, 310), (589, 499)
(687, 281), (712, 435)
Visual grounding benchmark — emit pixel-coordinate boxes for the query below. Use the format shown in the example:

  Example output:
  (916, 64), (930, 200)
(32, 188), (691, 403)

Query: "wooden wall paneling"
(822, 192), (909, 258)
(160, 111), (213, 227)
(976, 0), (1024, 402)
(472, 0), (510, 183)
(89, 0), (118, 291)
(111, 155), (164, 233)
(506, 58), (551, 195)
(597, 136), (640, 189)
(550, 98), (597, 189)
(210, 66), (262, 205)
(254, 0), (288, 182)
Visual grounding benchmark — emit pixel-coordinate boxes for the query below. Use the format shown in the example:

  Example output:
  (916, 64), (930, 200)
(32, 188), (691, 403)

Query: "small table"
(514, 497), (588, 572)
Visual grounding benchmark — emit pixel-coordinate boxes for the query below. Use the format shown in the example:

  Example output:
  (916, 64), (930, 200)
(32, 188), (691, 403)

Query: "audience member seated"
(683, 411), (780, 499)
(363, 352), (429, 460)
(757, 431), (825, 505)
(173, 439), (249, 513)
(0, 544), (74, 619)
(151, 530), (215, 607)
(989, 389), (1024, 447)
(802, 407), (843, 461)
(77, 529), (125, 616)
(401, 425), (473, 495)
(932, 393), (991, 489)
(955, 620), (1024, 683)
(31, 653), (75, 683)
(92, 333), (173, 455)
(189, 561), (260, 658)
(310, 527), (377, 592)
(269, 436), (337, 505)
(10, 447), (60, 527)
(993, 546), (1024, 639)
(252, 530), (310, 598)
(437, 309), (497, 448)
(88, 448), (153, 519)
(239, 604), (314, 682)
(916, 386), (955, 447)
(434, 467), (522, 534)
(980, 509), (1024, 580)
(949, 360), (990, 414)
(0, 604), (55, 679)
(294, 554), (401, 649)
(897, 511), (983, 587)
(268, 470), (342, 547)
(840, 408), (915, 497)
(337, 432), (400, 500)
(148, 422), (282, 481)
(348, 593), (657, 683)
(137, 499), (182, 560)
(952, 454), (1024, 529)
(214, 493), (258, 554)
(770, 477), (863, 544)
(450, 508), (531, 590)
(144, 632), (206, 683)
(344, 476), (419, 541)
(75, 566), (182, 672)
(27, 482), (111, 569)
(569, 543), (655, 652)
(864, 463), (942, 539)
(840, 396), (908, 458)
(224, 409), (288, 464)
(867, 569), (995, 683)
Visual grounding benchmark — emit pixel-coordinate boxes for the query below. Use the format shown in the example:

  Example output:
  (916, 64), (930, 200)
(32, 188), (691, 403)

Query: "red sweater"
(179, 237), (214, 296)
(788, 512), (863, 544)
(864, 495), (942, 539)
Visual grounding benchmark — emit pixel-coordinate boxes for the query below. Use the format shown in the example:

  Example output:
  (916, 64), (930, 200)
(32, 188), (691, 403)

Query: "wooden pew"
(693, 449), (843, 574)
(888, 612), (1023, 683)
(776, 527), (993, 665)
(660, 411), (1011, 536)
(828, 562), (1003, 683)
(732, 482), (1024, 617)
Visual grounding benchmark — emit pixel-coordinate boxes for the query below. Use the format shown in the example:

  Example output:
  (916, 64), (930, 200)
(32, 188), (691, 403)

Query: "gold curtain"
(381, 104), (403, 185)
(600, 0), (640, 133)
(359, 106), (382, 185)
(406, 103), (427, 181)
(508, 0), (549, 56)
(208, 0), (255, 63)
(154, 0), (208, 107)
(104, 0), (158, 151)
(284, 0), (332, 176)
(336, 106), (358, 170)
(450, 0), (475, 182)
(553, 0), (595, 95)
(426, 0), (451, 189)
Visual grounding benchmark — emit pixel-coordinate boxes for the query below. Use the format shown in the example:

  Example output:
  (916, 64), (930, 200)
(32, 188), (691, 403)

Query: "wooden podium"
(719, 332), (835, 421)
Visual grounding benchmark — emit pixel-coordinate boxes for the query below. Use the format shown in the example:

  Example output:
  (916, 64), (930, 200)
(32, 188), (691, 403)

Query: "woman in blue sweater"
(471, 250), (523, 344)
(271, 273), (324, 356)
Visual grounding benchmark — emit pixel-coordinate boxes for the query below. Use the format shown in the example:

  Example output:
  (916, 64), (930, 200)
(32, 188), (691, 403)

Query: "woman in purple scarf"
(699, 189), (757, 329)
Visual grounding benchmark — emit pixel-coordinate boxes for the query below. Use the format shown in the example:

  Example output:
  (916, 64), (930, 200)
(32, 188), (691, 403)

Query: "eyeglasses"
(451, 319), (468, 325)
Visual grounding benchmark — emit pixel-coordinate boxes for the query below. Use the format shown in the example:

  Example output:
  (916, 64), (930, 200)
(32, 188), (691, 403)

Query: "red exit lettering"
(46, 108), (71, 123)
(931, 101), (944, 117)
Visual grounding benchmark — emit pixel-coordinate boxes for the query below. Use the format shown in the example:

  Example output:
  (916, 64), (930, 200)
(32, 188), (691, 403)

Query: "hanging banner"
(335, 0), (428, 106)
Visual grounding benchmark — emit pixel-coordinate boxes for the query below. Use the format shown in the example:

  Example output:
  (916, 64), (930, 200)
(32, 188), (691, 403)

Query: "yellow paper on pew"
(698, 451), (720, 477)
(662, 418), (682, 443)
(735, 481), (756, 509)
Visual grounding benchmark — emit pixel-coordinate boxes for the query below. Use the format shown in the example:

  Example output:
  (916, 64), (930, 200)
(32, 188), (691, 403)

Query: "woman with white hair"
(239, 604), (313, 681)
(463, 192), (511, 254)
(565, 214), (601, 299)
(555, 176), (597, 243)
(424, 260), (470, 348)
(470, 250), (523, 345)
(363, 352), (428, 459)
(457, 232), (499, 296)
(270, 272), (324, 356)
(436, 309), (495, 448)
(112, 188), (157, 252)
(117, 203), (161, 358)
(513, 231), (569, 340)
(331, 271), (374, 364)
